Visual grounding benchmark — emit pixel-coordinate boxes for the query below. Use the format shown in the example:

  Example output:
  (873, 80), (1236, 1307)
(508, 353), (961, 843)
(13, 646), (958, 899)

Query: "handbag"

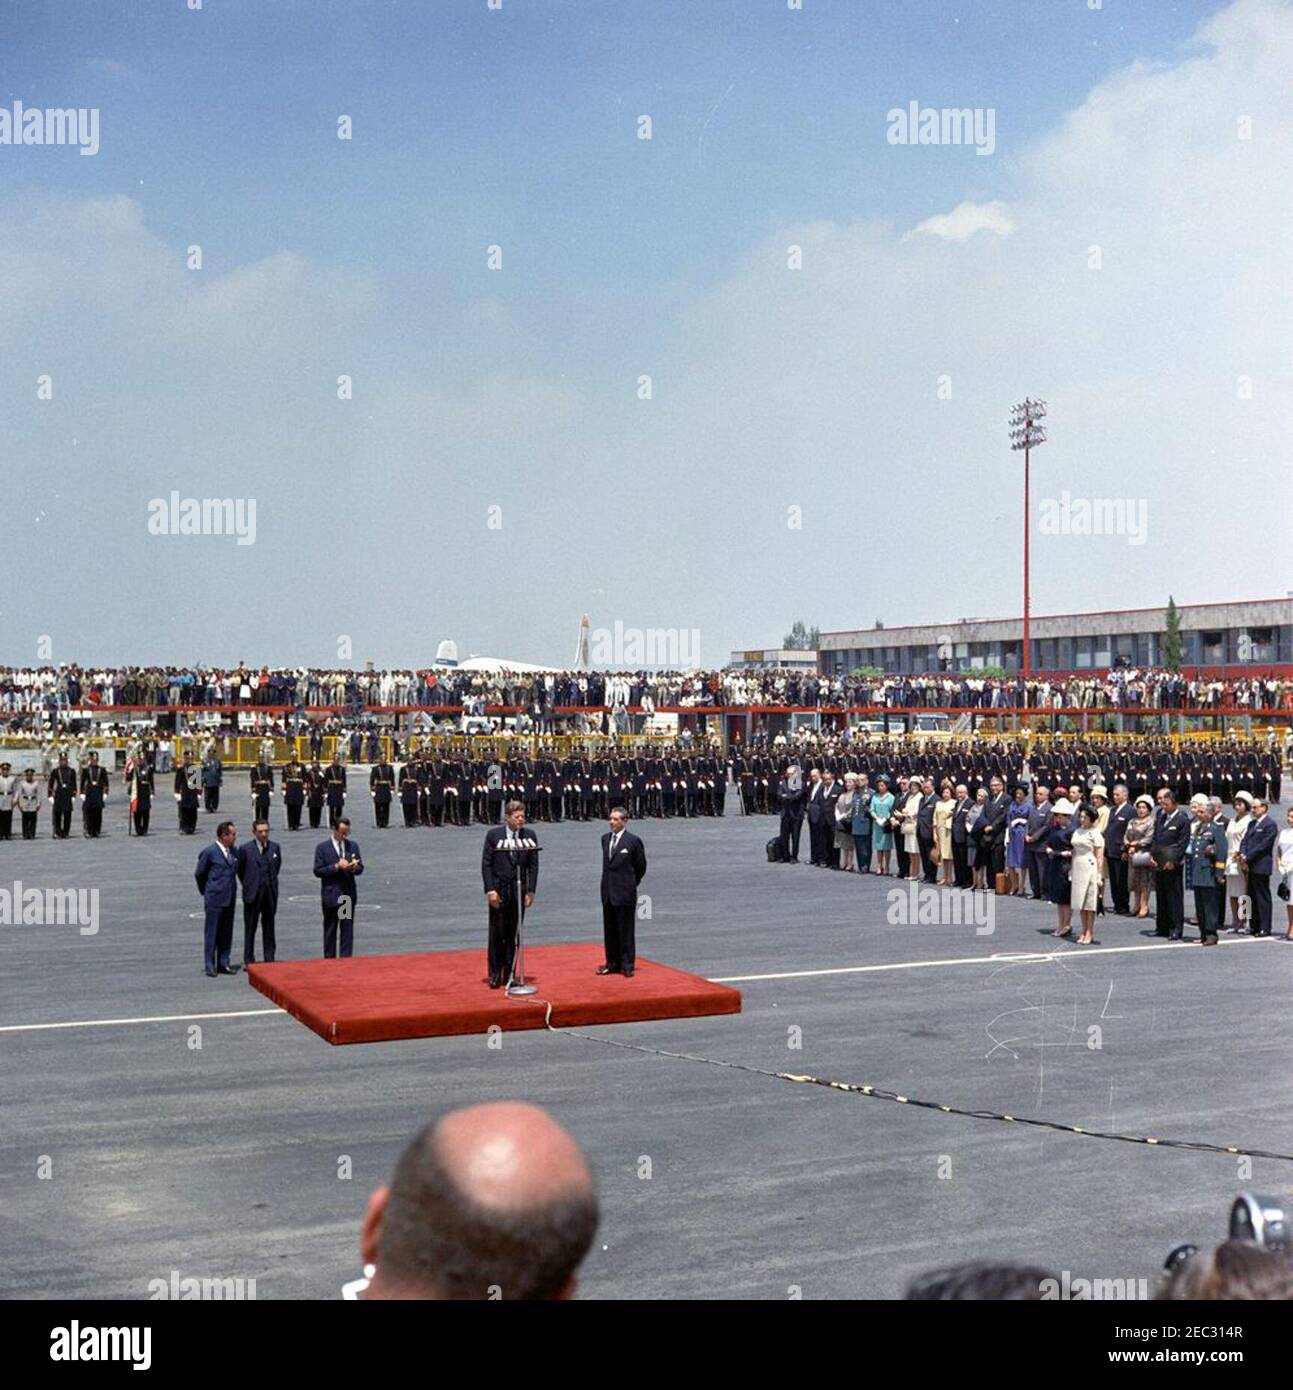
(1130, 850), (1154, 870)
(930, 841), (941, 865)
(1279, 881), (1291, 902)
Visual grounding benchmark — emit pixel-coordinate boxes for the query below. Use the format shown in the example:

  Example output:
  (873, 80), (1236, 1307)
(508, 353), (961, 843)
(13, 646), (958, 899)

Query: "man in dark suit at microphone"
(597, 806), (648, 978)
(313, 815), (364, 958)
(481, 800), (539, 989)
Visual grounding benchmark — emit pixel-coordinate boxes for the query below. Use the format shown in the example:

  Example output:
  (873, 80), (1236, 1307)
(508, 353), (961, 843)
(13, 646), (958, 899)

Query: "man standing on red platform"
(481, 801), (539, 989)
(596, 806), (647, 978)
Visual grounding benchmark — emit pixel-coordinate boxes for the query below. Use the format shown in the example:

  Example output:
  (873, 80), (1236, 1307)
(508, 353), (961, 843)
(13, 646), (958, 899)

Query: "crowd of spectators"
(2, 663), (1293, 716)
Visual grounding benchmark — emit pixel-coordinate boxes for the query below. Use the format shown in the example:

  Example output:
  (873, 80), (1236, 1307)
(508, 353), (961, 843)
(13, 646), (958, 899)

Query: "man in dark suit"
(1239, 798), (1278, 937)
(195, 820), (240, 976)
(237, 818), (282, 965)
(1024, 785), (1053, 900)
(977, 776), (1009, 885)
(1104, 784), (1134, 914)
(821, 770), (842, 868)
(916, 778), (938, 883)
(777, 763), (806, 863)
(1151, 788), (1191, 939)
(313, 815), (364, 958)
(804, 768), (827, 866)
(481, 801), (539, 988)
(597, 807), (648, 977)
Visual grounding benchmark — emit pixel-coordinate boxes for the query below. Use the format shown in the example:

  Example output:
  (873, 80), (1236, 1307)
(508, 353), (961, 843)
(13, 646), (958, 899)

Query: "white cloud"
(905, 199), (1014, 242)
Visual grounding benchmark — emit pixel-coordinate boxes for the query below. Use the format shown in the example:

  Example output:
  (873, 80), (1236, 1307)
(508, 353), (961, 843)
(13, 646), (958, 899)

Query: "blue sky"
(2, 0), (1287, 668)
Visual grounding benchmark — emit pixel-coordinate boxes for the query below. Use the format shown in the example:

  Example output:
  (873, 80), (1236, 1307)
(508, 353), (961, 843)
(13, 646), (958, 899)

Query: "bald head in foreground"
(360, 1101), (598, 1300)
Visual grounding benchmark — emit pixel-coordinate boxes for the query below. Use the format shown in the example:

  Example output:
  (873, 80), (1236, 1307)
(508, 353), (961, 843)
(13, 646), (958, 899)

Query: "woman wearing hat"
(1070, 803), (1105, 944)
(1125, 795), (1157, 917)
(1044, 798), (1076, 936)
(870, 775), (895, 876)
(1090, 785), (1110, 915)
(1225, 790), (1253, 930)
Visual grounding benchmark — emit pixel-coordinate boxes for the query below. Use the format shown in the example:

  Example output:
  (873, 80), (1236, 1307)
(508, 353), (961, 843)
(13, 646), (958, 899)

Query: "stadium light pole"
(1009, 399), (1047, 678)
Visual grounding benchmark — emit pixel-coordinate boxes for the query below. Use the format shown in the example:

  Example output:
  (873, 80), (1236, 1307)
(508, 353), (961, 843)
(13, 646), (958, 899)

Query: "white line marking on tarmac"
(711, 934), (1276, 983)
(0, 1007), (284, 1034)
(0, 938), (1275, 1034)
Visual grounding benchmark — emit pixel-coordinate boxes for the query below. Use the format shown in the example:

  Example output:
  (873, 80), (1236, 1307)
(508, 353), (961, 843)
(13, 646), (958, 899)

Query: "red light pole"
(1009, 399), (1047, 678)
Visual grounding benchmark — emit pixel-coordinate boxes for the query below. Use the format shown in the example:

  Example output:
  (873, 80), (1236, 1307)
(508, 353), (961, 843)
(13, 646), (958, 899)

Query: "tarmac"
(2, 790), (1290, 1299)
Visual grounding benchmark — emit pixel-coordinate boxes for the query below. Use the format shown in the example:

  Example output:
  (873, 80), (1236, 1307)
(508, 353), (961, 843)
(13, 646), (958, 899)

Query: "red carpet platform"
(246, 943), (742, 1045)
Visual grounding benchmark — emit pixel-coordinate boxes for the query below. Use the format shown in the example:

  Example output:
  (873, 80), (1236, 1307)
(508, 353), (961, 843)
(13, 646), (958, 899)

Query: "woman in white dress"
(1277, 807), (1293, 941)
(900, 785), (923, 880)
(1069, 803), (1105, 944)
(1225, 790), (1253, 930)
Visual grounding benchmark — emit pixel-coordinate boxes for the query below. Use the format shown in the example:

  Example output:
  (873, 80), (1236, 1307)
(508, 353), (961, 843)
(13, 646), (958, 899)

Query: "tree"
(1163, 596), (1182, 672)
(783, 621), (820, 651)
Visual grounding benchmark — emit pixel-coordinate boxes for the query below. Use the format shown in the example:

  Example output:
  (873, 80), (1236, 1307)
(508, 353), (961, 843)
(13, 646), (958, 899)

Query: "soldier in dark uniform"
(471, 759), (490, 824)
(282, 757), (306, 830)
(325, 757), (347, 829)
(201, 753), (223, 812)
(454, 758), (474, 826)
(174, 754), (201, 834)
(369, 758), (395, 828)
(398, 759), (421, 827)
(308, 724), (324, 764)
(486, 759), (504, 824)
(712, 750), (727, 816)
(426, 756), (447, 828)
(304, 760), (326, 829)
(251, 758), (275, 823)
(129, 756), (154, 836)
(79, 752), (108, 837)
(48, 754), (77, 838)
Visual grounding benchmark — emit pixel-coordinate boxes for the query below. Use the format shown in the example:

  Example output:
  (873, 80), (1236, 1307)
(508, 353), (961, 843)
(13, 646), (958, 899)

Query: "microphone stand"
(506, 839), (542, 997)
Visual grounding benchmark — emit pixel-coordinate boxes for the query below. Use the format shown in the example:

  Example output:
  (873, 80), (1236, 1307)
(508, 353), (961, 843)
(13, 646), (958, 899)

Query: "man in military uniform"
(174, 752), (202, 833)
(0, 762), (15, 840)
(325, 756), (347, 829)
(201, 751), (224, 812)
(17, 767), (42, 839)
(47, 753), (77, 838)
(128, 754), (155, 836)
(282, 757), (306, 830)
(80, 751), (109, 838)
(398, 758), (421, 827)
(251, 757), (275, 824)
(369, 757), (395, 828)
(304, 760), (326, 829)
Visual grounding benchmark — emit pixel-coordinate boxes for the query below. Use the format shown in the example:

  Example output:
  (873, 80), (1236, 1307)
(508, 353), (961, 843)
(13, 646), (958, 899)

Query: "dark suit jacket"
(195, 842), (239, 909)
(1105, 802), (1134, 856)
(237, 839), (282, 906)
(951, 798), (972, 845)
(916, 792), (937, 838)
(481, 825), (539, 898)
(1150, 807), (1190, 867)
(978, 793), (1008, 844)
(805, 780), (827, 823)
(313, 836), (363, 905)
(1239, 815), (1278, 874)
(600, 829), (647, 907)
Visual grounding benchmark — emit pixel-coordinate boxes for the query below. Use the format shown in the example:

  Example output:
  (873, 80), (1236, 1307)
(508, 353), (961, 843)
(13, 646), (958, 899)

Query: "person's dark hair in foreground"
(905, 1260), (1059, 1300)
(360, 1101), (598, 1299)
(1159, 1241), (1293, 1300)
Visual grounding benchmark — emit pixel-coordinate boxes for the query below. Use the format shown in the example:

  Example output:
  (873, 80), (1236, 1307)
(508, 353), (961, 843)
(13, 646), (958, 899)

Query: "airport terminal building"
(816, 597), (1293, 678)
